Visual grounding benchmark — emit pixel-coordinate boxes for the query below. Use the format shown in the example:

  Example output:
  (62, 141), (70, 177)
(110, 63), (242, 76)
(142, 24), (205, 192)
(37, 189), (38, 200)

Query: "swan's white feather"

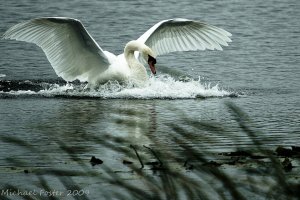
(137, 18), (232, 56)
(3, 17), (112, 82)
(3, 17), (232, 87)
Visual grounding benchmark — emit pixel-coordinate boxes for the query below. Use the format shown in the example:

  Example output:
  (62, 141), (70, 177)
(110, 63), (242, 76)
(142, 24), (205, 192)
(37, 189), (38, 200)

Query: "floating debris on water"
(282, 158), (293, 172)
(90, 156), (103, 166)
(122, 160), (133, 165)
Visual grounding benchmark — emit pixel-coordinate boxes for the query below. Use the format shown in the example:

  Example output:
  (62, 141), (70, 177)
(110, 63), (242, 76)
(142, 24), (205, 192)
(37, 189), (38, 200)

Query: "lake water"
(0, 0), (299, 199)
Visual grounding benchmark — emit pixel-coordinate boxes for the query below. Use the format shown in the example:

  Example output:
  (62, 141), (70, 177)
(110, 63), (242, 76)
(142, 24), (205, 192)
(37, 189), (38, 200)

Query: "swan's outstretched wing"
(3, 17), (111, 82)
(137, 18), (232, 56)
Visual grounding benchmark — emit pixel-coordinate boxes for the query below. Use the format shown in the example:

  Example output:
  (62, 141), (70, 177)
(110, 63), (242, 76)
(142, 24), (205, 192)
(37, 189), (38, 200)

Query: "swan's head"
(142, 47), (157, 75)
(147, 55), (157, 75)
(124, 40), (157, 74)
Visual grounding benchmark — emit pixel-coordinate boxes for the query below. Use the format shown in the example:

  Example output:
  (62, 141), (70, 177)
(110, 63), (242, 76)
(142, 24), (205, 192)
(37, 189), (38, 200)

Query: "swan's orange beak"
(148, 55), (156, 75)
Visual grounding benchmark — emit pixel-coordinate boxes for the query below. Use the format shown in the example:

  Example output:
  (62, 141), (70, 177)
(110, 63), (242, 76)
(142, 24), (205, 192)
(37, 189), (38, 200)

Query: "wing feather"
(3, 17), (112, 82)
(137, 18), (232, 56)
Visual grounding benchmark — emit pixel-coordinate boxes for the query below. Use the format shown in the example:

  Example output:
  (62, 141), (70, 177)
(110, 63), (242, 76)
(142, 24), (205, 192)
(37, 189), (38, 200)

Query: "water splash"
(0, 75), (236, 99)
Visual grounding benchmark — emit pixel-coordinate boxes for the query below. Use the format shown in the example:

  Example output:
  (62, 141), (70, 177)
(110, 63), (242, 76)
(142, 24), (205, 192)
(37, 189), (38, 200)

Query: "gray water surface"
(0, 0), (299, 199)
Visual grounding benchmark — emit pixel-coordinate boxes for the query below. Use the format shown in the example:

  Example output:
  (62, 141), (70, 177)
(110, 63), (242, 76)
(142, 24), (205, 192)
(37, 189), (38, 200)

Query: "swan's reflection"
(32, 99), (158, 156)
(109, 101), (157, 141)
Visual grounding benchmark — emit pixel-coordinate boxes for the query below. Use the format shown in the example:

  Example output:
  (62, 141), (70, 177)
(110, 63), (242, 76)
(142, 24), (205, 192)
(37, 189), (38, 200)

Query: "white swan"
(3, 17), (232, 87)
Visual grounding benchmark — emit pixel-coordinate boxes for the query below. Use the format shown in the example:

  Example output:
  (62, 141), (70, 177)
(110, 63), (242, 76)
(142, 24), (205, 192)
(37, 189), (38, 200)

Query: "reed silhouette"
(1, 102), (299, 200)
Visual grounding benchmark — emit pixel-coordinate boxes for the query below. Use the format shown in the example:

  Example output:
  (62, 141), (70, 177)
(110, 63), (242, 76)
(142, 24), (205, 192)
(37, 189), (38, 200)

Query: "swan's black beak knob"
(148, 55), (156, 75)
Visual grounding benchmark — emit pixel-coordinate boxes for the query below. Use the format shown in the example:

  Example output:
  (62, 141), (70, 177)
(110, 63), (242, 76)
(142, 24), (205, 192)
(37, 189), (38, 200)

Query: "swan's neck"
(124, 40), (148, 84)
(124, 40), (147, 65)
